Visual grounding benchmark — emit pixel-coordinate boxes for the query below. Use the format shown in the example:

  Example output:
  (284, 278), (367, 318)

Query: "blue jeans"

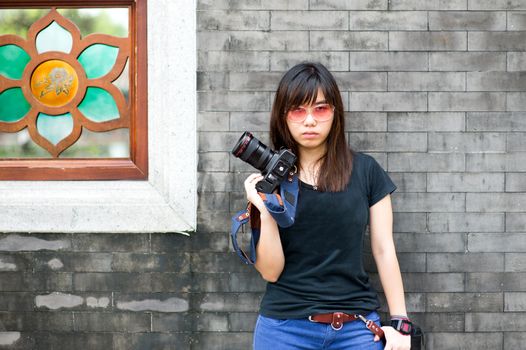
(253, 311), (384, 350)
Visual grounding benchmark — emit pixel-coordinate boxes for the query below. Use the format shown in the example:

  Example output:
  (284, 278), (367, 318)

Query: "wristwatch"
(390, 318), (413, 335)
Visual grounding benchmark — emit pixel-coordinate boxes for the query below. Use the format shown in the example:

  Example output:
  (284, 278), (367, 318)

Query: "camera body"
(232, 132), (297, 193)
(254, 148), (296, 193)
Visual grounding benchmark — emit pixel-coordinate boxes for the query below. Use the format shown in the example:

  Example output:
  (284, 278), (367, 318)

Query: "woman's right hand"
(244, 174), (285, 282)
(244, 173), (266, 211)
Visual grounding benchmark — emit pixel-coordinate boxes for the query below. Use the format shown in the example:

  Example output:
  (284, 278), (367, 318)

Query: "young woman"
(244, 62), (411, 350)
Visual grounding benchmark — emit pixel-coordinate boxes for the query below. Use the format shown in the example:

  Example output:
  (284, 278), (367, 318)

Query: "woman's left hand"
(374, 326), (411, 350)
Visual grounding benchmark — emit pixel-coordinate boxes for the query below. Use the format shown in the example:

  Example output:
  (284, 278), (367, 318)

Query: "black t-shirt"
(259, 152), (397, 319)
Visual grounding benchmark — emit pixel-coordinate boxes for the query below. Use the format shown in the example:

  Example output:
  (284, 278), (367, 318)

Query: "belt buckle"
(331, 312), (344, 331)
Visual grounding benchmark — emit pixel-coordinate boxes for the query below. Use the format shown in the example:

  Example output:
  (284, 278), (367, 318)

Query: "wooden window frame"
(0, 0), (197, 233)
(0, 0), (148, 180)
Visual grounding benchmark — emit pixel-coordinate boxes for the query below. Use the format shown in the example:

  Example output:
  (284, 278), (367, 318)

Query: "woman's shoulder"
(352, 151), (375, 168)
(353, 151), (384, 166)
(351, 152), (385, 177)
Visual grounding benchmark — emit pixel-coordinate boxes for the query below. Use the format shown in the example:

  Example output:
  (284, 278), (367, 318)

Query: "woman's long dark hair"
(270, 62), (353, 192)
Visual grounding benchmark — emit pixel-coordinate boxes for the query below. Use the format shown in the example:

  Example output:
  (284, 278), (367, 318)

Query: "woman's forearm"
(374, 248), (407, 317)
(370, 195), (407, 317)
(254, 212), (285, 282)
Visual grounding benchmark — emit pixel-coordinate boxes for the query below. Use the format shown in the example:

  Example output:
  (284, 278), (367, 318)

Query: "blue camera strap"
(230, 172), (299, 265)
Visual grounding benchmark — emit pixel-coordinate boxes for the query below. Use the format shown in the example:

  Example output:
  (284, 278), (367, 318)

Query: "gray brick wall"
(1, 2), (526, 350)
(196, 1), (526, 350)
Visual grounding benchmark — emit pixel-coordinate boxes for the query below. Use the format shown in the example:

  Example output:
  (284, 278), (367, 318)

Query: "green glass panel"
(36, 113), (73, 145)
(78, 87), (119, 122)
(78, 44), (119, 79)
(36, 21), (72, 54)
(0, 45), (30, 79)
(0, 88), (31, 122)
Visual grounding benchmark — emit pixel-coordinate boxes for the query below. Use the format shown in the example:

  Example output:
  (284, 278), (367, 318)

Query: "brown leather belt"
(309, 312), (385, 338)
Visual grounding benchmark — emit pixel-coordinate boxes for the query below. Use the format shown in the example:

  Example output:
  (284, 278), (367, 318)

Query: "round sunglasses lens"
(313, 105), (333, 120)
(289, 109), (306, 122)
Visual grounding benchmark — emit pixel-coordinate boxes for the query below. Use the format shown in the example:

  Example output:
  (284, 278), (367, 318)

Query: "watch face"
(392, 319), (412, 335)
(400, 321), (412, 334)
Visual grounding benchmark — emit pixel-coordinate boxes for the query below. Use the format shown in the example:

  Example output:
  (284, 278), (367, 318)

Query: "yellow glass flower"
(31, 60), (79, 107)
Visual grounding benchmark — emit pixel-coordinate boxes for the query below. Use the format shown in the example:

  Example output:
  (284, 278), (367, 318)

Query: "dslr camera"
(232, 131), (296, 193)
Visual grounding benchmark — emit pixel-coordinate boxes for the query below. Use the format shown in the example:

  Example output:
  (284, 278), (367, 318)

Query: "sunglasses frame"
(286, 103), (335, 123)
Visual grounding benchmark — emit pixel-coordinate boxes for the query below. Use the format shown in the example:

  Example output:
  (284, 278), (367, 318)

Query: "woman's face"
(285, 89), (334, 153)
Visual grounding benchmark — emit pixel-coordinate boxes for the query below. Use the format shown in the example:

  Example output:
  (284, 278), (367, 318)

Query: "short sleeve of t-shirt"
(365, 154), (397, 207)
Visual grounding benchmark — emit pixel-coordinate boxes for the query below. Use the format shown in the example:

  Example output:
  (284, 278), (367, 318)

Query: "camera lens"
(232, 131), (253, 158)
(232, 132), (275, 173)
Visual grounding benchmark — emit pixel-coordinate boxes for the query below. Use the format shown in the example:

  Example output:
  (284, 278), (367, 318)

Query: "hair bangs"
(285, 73), (323, 111)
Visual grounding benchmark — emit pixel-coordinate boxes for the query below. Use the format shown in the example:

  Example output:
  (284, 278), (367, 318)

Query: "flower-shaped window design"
(0, 2), (147, 180)
(0, 8), (130, 158)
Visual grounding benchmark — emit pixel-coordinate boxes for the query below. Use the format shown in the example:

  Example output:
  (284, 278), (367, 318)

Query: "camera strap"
(230, 171), (299, 265)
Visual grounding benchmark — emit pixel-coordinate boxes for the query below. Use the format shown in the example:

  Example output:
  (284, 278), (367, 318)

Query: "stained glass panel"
(78, 87), (119, 122)
(30, 59), (79, 107)
(35, 21), (72, 54)
(0, 0), (146, 180)
(0, 7), (130, 158)
(78, 44), (119, 79)
(0, 44), (30, 79)
(36, 113), (74, 145)
(0, 88), (31, 122)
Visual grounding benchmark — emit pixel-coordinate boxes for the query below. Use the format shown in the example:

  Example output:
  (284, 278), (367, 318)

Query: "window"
(0, 0), (197, 233)
(0, 1), (147, 179)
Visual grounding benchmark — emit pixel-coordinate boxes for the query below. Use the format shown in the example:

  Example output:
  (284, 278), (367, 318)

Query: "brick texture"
(0, 3), (525, 350)
(194, 3), (526, 349)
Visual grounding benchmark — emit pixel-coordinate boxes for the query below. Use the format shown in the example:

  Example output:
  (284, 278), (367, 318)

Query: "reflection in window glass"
(59, 8), (128, 37)
(114, 58), (130, 103)
(0, 128), (129, 158)
(0, 8), (128, 37)
(62, 128), (129, 158)
(0, 129), (49, 158)
(0, 9), (48, 37)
